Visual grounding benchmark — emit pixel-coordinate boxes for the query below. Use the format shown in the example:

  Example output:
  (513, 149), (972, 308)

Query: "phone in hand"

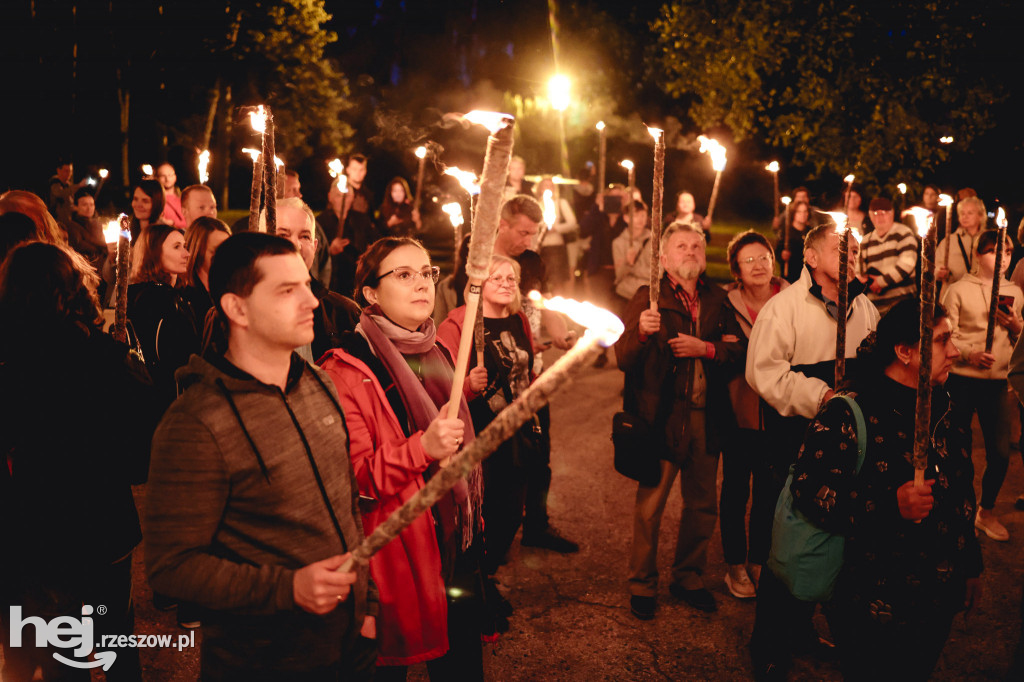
(999, 295), (1015, 315)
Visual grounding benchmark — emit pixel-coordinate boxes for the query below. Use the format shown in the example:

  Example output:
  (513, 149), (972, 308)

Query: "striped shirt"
(859, 222), (919, 315)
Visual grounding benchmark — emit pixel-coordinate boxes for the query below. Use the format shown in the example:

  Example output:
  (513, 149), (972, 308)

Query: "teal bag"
(767, 394), (867, 602)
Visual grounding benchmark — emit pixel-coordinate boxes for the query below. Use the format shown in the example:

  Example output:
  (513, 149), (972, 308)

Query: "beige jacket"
(940, 273), (1024, 379)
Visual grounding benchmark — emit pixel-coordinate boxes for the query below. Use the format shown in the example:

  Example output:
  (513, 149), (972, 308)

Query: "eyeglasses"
(739, 254), (773, 266)
(377, 266), (441, 284)
(486, 274), (520, 287)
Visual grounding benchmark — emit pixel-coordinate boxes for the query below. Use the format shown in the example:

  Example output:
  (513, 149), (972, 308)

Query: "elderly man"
(859, 196), (918, 315)
(617, 221), (745, 619)
(747, 221), (879, 677)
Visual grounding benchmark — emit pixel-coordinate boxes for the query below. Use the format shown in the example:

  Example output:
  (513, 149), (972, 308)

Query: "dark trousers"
(2, 553), (139, 682)
(522, 405), (552, 536)
(201, 635), (376, 682)
(748, 567), (820, 671)
(482, 440), (528, 574)
(946, 374), (1014, 508)
(719, 428), (775, 566)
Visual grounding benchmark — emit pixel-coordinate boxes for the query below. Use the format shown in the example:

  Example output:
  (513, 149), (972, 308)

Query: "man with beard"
(616, 221), (745, 619)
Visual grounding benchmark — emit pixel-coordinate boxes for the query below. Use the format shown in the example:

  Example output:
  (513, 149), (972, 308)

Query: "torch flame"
(415, 146), (427, 160)
(596, 121), (606, 131)
(198, 150), (211, 185)
(938, 193), (954, 208)
(907, 207), (934, 240)
(851, 228), (864, 245)
(940, 136), (954, 144)
(997, 207), (1008, 229)
(620, 159), (634, 171)
(336, 175), (348, 193)
(249, 105), (267, 134)
(327, 158), (343, 178)
(697, 136), (727, 172)
(825, 211), (849, 234)
(542, 189), (557, 229)
(781, 196), (792, 206)
(141, 164), (154, 177)
(897, 183), (907, 195)
(274, 157), (284, 169)
(442, 202), (464, 228)
(444, 167), (480, 196)
(647, 127), (663, 141)
(104, 213), (131, 244)
(99, 168), (109, 179)
(844, 174), (855, 184)
(243, 148), (262, 163)
(464, 110), (514, 134)
(765, 161), (780, 173)
(527, 291), (624, 348)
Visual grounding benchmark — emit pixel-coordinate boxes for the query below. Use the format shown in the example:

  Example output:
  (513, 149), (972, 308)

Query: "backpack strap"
(834, 394), (867, 475)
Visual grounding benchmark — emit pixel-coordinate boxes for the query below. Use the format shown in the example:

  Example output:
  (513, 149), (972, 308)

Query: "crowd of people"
(1, 152), (1022, 682)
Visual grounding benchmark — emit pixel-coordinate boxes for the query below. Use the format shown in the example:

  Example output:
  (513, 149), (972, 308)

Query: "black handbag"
(612, 364), (676, 487)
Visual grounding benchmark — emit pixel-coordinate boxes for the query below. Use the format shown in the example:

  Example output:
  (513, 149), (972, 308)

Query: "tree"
(651, 0), (1007, 189)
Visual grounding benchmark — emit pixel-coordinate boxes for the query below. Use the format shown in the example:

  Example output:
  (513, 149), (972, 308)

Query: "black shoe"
(1015, 494), (1024, 511)
(669, 584), (717, 613)
(521, 527), (580, 553)
(630, 595), (656, 620)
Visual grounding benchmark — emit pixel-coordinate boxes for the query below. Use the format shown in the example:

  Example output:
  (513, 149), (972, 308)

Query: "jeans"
(946, 374), (1013, 509)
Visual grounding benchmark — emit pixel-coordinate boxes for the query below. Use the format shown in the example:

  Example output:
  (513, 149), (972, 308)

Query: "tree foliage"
(651, 0), (1007, 187)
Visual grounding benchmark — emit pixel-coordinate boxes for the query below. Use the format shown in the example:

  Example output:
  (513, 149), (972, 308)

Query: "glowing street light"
(548, 75), (571, 112)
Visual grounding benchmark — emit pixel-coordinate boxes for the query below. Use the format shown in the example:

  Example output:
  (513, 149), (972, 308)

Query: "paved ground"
(109, 353), (1024, 682)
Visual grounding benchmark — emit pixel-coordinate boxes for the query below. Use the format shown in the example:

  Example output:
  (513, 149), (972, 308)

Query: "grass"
(705, 218), (774, 283)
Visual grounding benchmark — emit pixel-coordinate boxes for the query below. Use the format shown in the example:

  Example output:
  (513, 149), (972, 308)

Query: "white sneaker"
(725, 564), (757, 599)
(975, 510), (1010, 542)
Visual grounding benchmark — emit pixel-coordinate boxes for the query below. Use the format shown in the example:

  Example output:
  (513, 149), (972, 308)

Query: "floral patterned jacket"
(790, 376), (983, 624)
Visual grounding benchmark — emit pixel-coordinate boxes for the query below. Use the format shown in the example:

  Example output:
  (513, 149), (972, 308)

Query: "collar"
(209, 352), (307, 392)
(807, 275), (867, 321)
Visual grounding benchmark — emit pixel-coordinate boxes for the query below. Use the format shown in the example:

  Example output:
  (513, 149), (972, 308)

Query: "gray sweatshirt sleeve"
(144, 410), (297, 615)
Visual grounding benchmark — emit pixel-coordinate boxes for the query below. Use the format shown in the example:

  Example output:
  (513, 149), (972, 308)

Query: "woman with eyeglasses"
(720, 231), (789, 600)
(319, 237), (484, 680)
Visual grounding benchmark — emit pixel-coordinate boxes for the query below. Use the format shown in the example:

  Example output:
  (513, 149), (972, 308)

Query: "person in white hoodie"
(941, 228), (1024, 542)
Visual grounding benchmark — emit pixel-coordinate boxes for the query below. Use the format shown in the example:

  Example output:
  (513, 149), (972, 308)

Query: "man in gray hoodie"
(145, 232), (377, 681)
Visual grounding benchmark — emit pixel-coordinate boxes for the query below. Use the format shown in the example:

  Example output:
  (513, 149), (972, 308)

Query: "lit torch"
(985, 207), (1009, 353)
(197, 150), (211, 185)
(414, 146), (428, 215)
(337, 292), (622, 574)
(542, 189), (557, 231)
(781, 195), (793, 277)
(246, 105), (268, 232)
(444, 166), (481, 240)
(698, 136), (727, 222)
(908, 207), (936, 485)
(445, 110), (516, 418)
(109, 214), (132, 344)
(842, 174), (856, 220)
(649, 127), (666, 308)
(766, 161), (781, 225)
(939, 193), (954, 272)
(825, 211), (851, 386)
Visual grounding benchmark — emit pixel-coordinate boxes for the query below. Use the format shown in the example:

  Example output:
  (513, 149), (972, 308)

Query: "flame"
(415, 146), (427, 160)
(897, 183), (907, 195)
(850, 227), (864, 245)
(98, 168), (109, 179)
(620, 159), (634, 171)
(274, 156), (284, 169)
(249, 105), (267, 134)
(86, 178), (97, 187)
(938, 193), (954, 208)
(444, 167), (480, 196)
(141, 164), (154, 177)
(647, 126), (663, 141)
(781, 196), (792, 206)
(526, 291), (624, 348)
(442, 202), (464, 228)
(997, 207), (1008, 229)
(765, 161), (780, 173)
(907, 207), (934, 239)
(825, 211), (849, 234)
(327, 158), (343, 178)
(243, 148), (261, 163)
(336, 175), (348, 193)
(464, 110), (514, 134)
(104, 214), (131, 244)
(596, 121), (606, 131)
(697, 136), (727, 172)
(542, 189), (557, 229)
(940, 136), (954, 144)
(197, 150), (211, 184)
(843, 174), (855, 184)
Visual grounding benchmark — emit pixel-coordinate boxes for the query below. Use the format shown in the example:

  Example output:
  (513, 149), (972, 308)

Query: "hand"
(387, 213), (401, 227)
(468, 366), (488, 394)
(969, 350), (995, 369)
(293, 554), (358, 615)
(964, 577), (982, 624)
(422, 416), (466, 460)
(412, 208), (422, 229)
(781, 249), (791, 262)
(701, 216), (712, 230)
(935, 266), (950, 282)
(638, 309), (661, 337)
(552, 330), (577, 350)
(329, 237), (350, 256)
(668, 333), (707, 358)
(896, 479), (935, 521)
(869, 274), (885, 294)
(360, 615), (377, 639)
(996, 308), (1023, 335)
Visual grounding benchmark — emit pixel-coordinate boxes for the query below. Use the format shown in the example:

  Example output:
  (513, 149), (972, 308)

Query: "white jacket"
(940, 273), (1024, 380)
(746, 266), (880, 419)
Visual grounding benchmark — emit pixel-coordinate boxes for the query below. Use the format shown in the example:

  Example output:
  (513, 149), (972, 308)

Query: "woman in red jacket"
(319, 237), (484, 680)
